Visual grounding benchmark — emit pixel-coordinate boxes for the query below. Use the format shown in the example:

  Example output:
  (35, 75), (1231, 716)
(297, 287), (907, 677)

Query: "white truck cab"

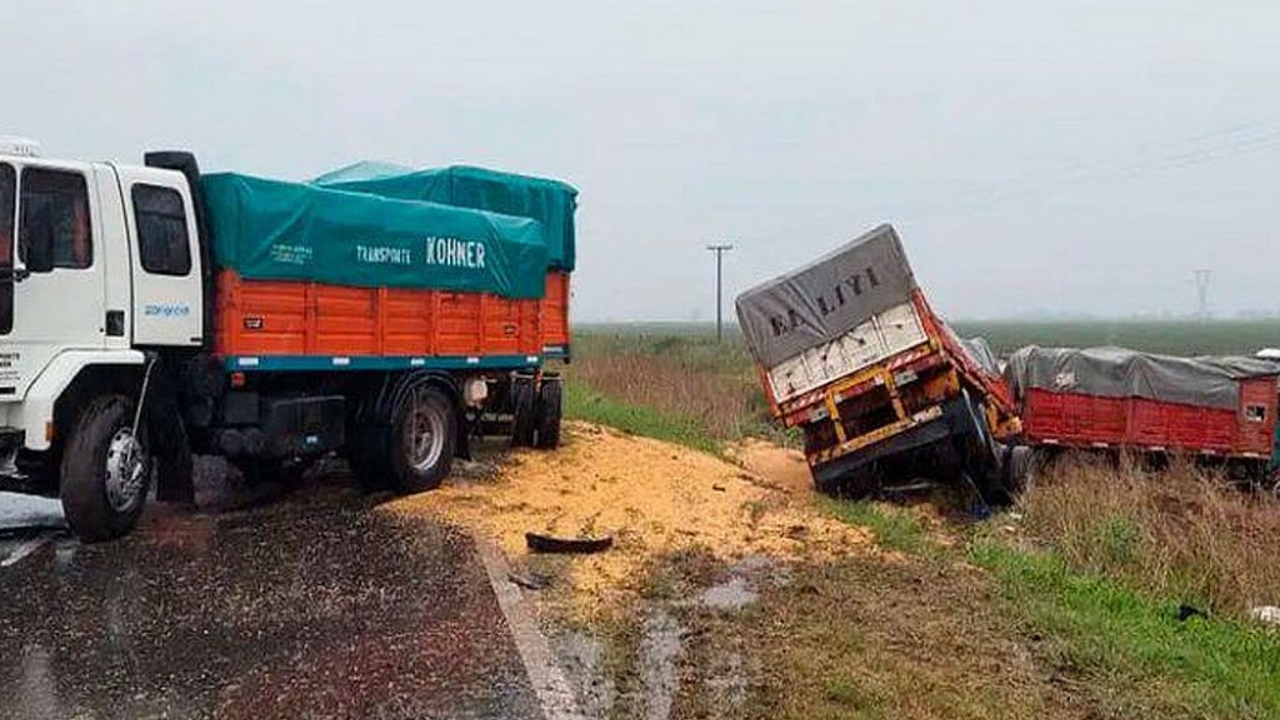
(0, 143), (209, 540)
(0, 146), (203, 447)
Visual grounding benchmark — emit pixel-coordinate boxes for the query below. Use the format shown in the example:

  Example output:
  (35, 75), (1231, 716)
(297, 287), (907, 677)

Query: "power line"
(916, 115), (1280, 221)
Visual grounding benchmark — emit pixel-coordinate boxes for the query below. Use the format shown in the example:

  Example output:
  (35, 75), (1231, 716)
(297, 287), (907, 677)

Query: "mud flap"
(147, 366), (196, 507)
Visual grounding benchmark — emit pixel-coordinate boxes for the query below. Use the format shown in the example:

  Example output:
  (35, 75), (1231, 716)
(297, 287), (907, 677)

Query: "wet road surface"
(0, 476), (544, 720)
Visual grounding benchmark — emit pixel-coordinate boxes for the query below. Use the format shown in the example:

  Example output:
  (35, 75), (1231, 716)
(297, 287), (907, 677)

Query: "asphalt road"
(0, 479), (545, 720)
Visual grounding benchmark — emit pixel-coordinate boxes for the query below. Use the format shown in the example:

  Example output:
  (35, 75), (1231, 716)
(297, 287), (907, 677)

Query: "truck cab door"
(0, 159), (107, 399)
(115, 167), (203, 348)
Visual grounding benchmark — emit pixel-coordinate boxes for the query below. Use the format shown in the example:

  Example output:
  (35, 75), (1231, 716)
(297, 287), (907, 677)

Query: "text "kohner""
(426, 236), (486, 269)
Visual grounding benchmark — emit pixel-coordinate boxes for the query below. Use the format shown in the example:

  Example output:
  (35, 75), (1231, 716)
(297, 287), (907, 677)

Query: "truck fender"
(13, 350), (147, 451)
(353, 371), (465, 459)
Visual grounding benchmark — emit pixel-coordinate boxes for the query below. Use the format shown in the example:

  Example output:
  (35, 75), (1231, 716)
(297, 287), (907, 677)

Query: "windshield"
(0, 162), (13, 334)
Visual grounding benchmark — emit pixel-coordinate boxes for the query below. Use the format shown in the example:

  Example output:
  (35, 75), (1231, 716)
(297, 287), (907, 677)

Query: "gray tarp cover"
(735, 224), (918, 368)
(960, 336), (999, 376)
(1004, 346), (1278, 410)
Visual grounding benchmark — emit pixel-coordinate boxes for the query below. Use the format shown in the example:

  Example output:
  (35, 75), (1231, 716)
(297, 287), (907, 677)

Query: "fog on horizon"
(4, 0), (1278, 322)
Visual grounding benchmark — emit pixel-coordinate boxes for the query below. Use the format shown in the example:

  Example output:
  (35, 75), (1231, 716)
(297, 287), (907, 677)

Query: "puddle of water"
(552, 630), (617, 718)
(698, 577), (758, 611)
(638, 609), (682, 720)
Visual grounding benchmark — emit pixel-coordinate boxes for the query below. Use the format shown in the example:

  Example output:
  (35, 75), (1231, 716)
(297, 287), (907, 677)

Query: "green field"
(579, 319), (1280, 357)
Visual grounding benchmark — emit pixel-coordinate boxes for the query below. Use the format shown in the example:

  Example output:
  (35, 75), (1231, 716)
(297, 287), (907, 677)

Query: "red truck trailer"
(1005, 346), (1278, 481)
(736, 225), (1023, 500)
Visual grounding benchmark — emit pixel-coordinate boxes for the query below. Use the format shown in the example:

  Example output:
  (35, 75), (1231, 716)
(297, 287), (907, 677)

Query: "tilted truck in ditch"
(0, 139), (576, 541)
(736, 224), (1024, 499)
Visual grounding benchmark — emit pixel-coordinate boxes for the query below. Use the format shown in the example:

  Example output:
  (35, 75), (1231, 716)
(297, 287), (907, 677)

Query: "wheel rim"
(404, 390), (446, 472)
(104, 427), (148, 512)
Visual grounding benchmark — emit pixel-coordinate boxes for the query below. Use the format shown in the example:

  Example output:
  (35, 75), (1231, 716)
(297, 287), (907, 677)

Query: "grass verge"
(819, 497), (937, 557)
(971, 540), (1280, 718)
(563, 380), (720, 455)
(564, 332), (795, 447)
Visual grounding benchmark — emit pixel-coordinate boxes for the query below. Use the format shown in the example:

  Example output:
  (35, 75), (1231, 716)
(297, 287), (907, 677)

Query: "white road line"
(1, 535), (50, 568)
(475, 537), (586, 720)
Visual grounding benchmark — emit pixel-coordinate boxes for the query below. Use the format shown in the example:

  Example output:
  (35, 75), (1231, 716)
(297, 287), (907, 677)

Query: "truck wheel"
(511, 376), (537, 447)
(60, 395), (152, 542)
(390, 386), (456, 493)
(535, 379), (563, 449)
(1003, 445), (1034, 494)
(957, 392), (1006, 504)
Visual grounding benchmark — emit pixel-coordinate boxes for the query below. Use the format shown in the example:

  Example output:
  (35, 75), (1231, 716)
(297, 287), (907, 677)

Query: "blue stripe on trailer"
(223, 354), (542, 372)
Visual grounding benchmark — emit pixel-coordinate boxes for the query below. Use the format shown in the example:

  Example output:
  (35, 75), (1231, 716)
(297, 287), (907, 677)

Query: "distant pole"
(707, 244), (734, 341)
(1194, 269), (1212, 320)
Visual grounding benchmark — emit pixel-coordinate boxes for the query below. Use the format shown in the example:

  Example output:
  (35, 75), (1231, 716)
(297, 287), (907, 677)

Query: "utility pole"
(1194, 269), (1212, 320)
(706, 244), (734, 341)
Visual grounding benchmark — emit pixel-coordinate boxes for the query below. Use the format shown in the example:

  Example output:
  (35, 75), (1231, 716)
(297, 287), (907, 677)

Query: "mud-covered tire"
(534, 379), (562, 449)
(511, 375), (537, 447)
(389, 386), (456, 493)
(60, 395), (152, 543)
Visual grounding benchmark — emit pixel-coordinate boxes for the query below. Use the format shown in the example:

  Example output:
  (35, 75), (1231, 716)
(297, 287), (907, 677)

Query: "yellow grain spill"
(385, 423), (870, 609)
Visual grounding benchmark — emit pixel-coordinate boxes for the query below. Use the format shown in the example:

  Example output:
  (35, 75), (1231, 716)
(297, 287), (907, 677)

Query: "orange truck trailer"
(736, 225), (1025, 500)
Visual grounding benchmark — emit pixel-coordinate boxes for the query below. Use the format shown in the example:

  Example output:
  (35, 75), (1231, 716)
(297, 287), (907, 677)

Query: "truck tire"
(535, 378), (562, 449)
(511, 375), (537, 447)
(60, 395), (152, 542)
(956, 391), (1005, 504)
(1003, 445), (1035, 494)
(389, 385), (456, 493)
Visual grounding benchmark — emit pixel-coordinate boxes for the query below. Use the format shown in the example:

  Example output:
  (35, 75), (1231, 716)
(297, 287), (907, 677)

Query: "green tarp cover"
(316, 164), (578, 271)
(202, 173), (549, 299)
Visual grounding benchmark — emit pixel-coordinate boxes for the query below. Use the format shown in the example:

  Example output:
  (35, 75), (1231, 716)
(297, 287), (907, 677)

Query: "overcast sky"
(6, 0), (1278, 321)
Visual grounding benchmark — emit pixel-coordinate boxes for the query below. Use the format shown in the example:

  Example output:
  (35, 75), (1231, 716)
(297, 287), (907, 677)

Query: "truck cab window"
(0, 163), (14, 334)
(132, 184), (191, 276)
(19, 168), (92, 272)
